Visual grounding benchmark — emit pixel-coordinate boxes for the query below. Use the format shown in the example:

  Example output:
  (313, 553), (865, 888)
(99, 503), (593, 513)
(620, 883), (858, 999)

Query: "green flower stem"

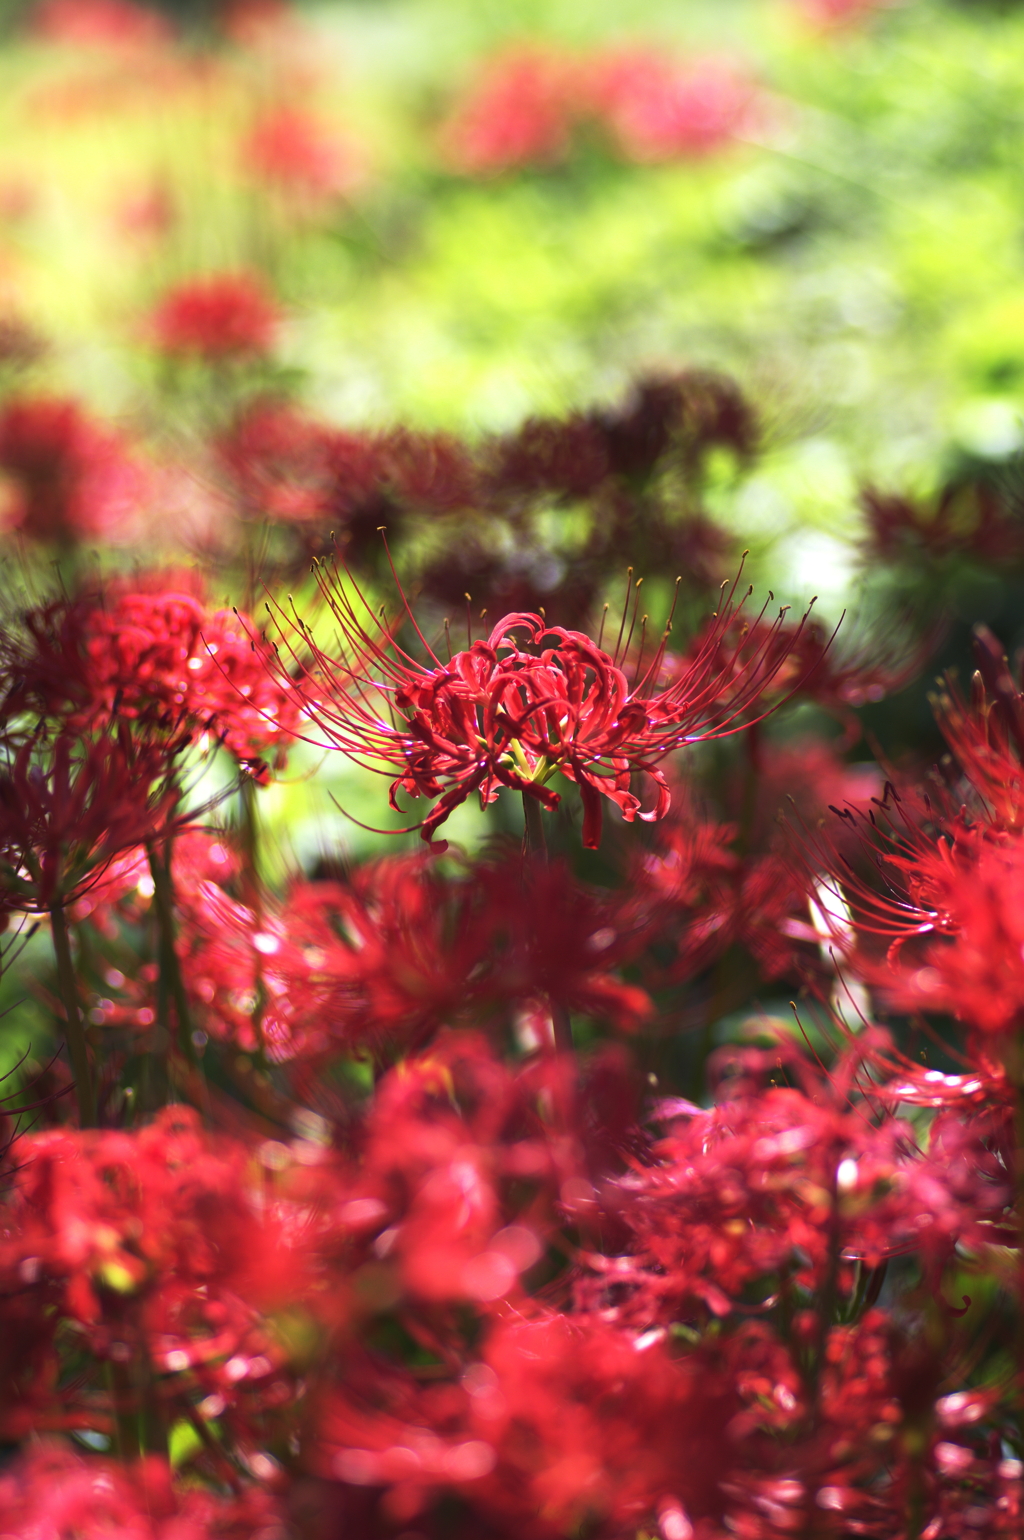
(49, 901), (95, 1127)
(521, 791), (573, 1055)
(146, 841), (198, 1070)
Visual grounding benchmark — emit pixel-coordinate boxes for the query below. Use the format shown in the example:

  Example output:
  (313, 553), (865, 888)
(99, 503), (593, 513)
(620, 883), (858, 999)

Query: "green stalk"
(105, 1360), (140, 1461)
(146, 840), (198, 1070)
(50, 902), (95, 1127)
(521, 791), (573, 1055)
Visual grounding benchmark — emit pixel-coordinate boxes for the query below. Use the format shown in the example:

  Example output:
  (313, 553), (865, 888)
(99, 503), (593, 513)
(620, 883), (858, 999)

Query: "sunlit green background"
(3, 0), (1024, 621)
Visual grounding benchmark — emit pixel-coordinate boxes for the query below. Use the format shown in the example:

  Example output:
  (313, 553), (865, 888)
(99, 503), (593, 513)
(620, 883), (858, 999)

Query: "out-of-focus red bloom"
(469, 1314), (733, 1537)
(30, 0), (175, 47)
(218, 408), (478, 556)
(177, 847), (650, 1062)
(0, 395), (145, 544)
(273, 566), (811, 848)
(114, 180), (176, 242)
(594, 370), (758, 482)
(149, 272), (280, 362)
(4, 579), (299, 768)
(581, 1037), (1009, 1327)
(933, 623), (1024, 832)
(587, 51), (757, 162)
(317, 1312), (734, 1538)
(673, 611), (928, 732)
(628, 742), (882, 990)
(0, 730), (183, 914)
(442, 48), (580, 174)
(379, 427), (480, 514)
(805, 627), (1024, 1032)
(219, 0), (295, 47)
(860, 482), (1024, 568)
(218, 400), (361, 526)
(796, 0), (892, 29)
(0, 1107), (305, 1440)
(243, 103), (361, 202)
(486, 413), (610, 502)
(319, 1032), (570, 1306)
(820, 815), (1024, 1035)
(0, 1443), (283, 1539)
(0, 315), (46, 367)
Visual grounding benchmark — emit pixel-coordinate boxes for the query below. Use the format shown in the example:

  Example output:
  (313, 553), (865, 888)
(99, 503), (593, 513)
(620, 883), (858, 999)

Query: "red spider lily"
(634, 790), (817, 987)
(3, 580), (299, 768)
(593, 370), (757, 482)
(485, 413), (611, 502)
(171, 845), (649, 1062)
(314, 1312), (736, 1539)
(0, 1107), (307, 1442)
(0, 1443), (283, 1540)
(0, 395), (146, 545)
(30, 0), (175, 47)
(379, 427), (481, 515)
(242, 103), (361, 204)
(149, 272), (280, 362)
(218, 400), (357, 526)
(586, 50), (759, 162)
(0, 729), (184, 913)
(578, 1036), (1009, 1328)
(860, 481), (1024, 568)
(269, 558), (818, 848)
(630, 744), (884, 991)
(932, 623), (1024, 832)
(797, 627), (1024, 1032)
(817, 815), (1024, 1036)
(313, 1032), (572, 1308)
(441, 48), (581, 175)
(666, 611), (926, 746)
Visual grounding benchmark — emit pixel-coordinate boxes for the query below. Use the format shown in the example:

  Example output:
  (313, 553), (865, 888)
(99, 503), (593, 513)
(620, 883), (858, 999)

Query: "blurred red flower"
(587, 50), (758, 162)
(0, 396), (145, 544)
(149, 272), (280, 361)
(442, 48), (580, 174)
(0, 1443), (282, 1539)
(30, 0), (174, 47)
(243, 103), (361, 202)
(4, 578), (299, 768)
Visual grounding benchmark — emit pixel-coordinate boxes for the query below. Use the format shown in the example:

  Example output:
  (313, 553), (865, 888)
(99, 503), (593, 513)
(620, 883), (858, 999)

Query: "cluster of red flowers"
(441, 45), (761, 175)
(211, 369), (755, 627)
(1, 507), (1020, 1539)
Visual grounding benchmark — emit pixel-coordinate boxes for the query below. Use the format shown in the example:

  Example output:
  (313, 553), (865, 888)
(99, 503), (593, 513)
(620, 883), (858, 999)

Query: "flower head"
(149, 272), (280, 361)
(587, 50), (758, 162)
(31, 0), (175, 47)
(0, 1443), (282, 1540)
(0, 729), (184, 913)
(3, 578), (299, 770)
(0, 395), (145, 545)
(441, 48), (580, 174)
(272, 559), (817, 848)
(242, 103), (361, 203)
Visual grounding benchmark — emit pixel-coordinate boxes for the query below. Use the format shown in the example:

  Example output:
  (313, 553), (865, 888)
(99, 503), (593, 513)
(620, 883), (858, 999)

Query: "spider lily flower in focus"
(266, 556), (821, 849)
